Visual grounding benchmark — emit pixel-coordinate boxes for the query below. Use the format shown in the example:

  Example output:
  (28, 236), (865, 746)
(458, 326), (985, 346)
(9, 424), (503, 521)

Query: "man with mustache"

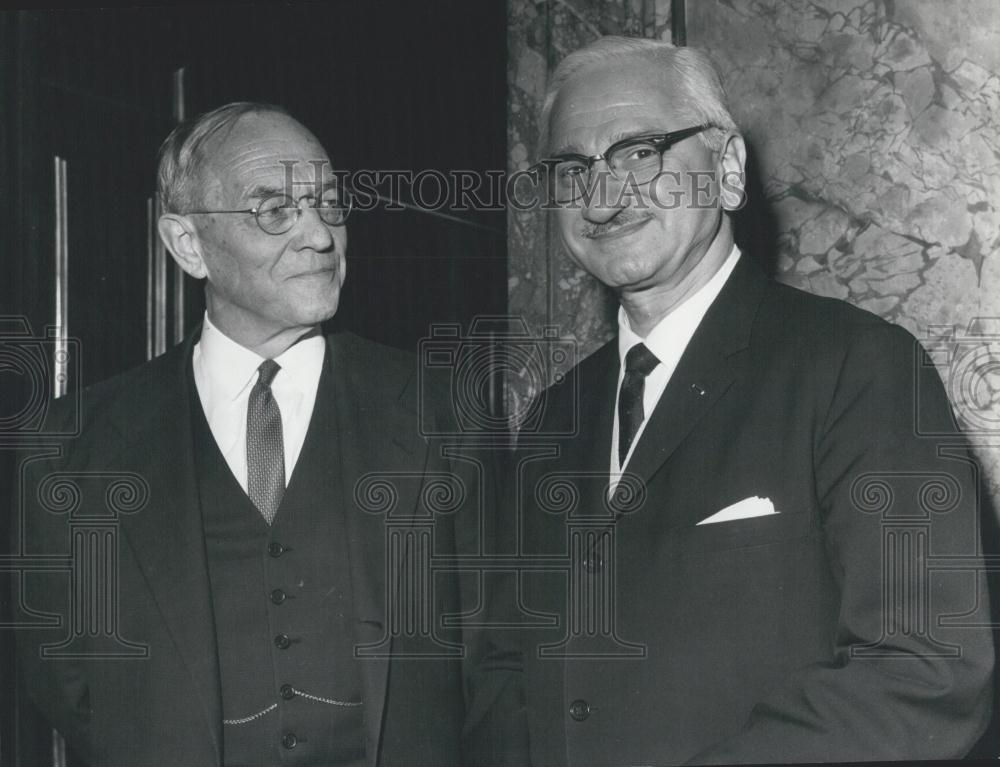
(15, 102), (515, 766)
(515, 37), (994, 765)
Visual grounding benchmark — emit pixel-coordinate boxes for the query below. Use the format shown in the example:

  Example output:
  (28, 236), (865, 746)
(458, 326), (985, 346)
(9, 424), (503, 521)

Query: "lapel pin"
(690, 382), (707, 397)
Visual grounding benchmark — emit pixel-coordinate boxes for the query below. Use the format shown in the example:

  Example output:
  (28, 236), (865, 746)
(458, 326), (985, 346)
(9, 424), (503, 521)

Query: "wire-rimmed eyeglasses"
(185, 191), (352, 235)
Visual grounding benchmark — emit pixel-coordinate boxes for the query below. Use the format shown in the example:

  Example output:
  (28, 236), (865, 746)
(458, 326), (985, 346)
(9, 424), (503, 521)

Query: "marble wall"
(686, 0), (1000, 502)
(507, 0), (1000, 503)
(507, 0), (673, 420)
(689, 0), (999, 335)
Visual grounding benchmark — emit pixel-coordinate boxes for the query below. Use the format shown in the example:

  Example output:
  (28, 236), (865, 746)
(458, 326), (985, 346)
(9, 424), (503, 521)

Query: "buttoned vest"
(191, 352), (367, 766)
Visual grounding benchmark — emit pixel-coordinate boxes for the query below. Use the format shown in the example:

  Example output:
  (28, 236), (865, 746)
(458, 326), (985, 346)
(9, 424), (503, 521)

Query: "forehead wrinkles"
(214, 140), (332, 199)
(561, 88), (652, 119)
(552, 75), (680, 152)
(226, 140), (324, 177)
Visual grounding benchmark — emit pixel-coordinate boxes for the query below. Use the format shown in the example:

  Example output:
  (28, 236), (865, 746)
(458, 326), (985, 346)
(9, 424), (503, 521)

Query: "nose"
(580, 162), (627, 225)
(293, 202), (337, 252)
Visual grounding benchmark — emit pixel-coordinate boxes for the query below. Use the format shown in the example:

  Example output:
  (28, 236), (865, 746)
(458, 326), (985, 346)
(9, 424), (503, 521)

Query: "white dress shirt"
(610, 246), (742, 487)
(192, 312), (326, 493)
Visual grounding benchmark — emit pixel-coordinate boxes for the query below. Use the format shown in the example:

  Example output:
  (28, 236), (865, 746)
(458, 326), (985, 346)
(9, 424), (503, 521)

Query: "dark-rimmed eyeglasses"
(530, 124), (714, 203)
(185, 192), (352, 235)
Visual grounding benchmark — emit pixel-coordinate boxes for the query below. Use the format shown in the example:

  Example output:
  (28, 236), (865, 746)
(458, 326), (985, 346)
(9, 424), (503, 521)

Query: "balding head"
(156, 101), (293, 214)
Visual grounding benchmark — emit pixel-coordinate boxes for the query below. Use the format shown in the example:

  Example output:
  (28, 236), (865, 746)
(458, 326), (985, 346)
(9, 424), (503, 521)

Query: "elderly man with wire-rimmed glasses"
(16, 101), (521, 767)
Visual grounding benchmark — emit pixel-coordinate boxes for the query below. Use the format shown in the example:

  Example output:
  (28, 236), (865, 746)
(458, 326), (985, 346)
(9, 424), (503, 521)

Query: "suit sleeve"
(415, 367), (529, 766)
(455, 438), (531, 766)
(688, 322), (995, 764)
(11, 399), (96, 762)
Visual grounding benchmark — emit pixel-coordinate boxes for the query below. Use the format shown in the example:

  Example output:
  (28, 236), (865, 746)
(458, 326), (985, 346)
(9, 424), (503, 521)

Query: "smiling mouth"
(584, 216), (652, 241)
(292, 267), (336, 279)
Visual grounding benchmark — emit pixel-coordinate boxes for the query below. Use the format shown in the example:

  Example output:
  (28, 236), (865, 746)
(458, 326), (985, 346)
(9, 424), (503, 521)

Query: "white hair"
(537, 36), (738, 157)
(156, 101), (290, 214)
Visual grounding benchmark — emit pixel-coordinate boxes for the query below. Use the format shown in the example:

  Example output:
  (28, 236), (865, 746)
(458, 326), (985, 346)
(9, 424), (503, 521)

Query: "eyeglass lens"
(551, 140), (666, 203)
(255, 193), (350, 234)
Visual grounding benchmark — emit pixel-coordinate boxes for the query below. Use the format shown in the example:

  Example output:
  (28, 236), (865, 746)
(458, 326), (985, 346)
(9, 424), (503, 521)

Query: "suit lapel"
(623, 255), (766, 498)
(326, 332), (428, 766)
(564, 340), (619, 482)
(91, 328), (432, 766)
(106, 332), (223, 764)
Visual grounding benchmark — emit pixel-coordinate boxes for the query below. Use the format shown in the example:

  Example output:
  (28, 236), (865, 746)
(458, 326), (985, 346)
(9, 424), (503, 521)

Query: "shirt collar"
(618, 244), (742, 366)
(195, 312), (326, 401)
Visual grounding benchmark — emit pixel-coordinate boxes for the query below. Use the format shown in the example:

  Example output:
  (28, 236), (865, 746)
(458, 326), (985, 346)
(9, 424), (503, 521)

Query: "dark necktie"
(247, 359), (285, 524)
(618, 342), (661, 468)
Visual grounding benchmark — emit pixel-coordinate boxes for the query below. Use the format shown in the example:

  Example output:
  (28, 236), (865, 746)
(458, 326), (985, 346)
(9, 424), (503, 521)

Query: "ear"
(157, 213), (209, 280)
(716, 133), (747, 212)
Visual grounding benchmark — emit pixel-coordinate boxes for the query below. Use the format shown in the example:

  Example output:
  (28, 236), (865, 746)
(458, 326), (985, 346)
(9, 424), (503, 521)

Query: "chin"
(290, 296), (341, 326)
(595, 256), (658, 288)
(309, 304), (341, 325)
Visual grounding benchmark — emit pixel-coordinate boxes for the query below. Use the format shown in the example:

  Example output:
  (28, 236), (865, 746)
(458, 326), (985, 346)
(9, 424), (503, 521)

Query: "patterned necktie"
(618, 342), (661, 468)
(247, 359), (285, 524)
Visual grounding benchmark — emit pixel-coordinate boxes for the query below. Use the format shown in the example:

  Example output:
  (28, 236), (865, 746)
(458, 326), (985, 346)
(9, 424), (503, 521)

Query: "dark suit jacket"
(14, 329), (511, 766)
(516, 255), (994, 765)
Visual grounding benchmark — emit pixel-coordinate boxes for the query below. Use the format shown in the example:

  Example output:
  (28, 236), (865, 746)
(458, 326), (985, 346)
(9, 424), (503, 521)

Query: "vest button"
(280, 684), (295, 700)
(569, 699), (590, 721)
(274, 633), (291, 650)
(268, 541), (285, 558)
(281, 732), (298, 750)
(271, 588), (287, 605)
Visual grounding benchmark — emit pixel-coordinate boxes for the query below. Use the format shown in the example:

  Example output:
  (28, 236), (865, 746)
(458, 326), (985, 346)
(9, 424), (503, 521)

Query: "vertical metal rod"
(671, 0), (686, 46)
(52, 727), (67, 767)
(53, 156), (68, 400)
(154, 195), (167, 357)
(172, 262), (185, 344)
(171, 67), (187, 344)
(146, 197), (155, 360)
(172, 67), (186, 122)
(487, 330), (498, 421)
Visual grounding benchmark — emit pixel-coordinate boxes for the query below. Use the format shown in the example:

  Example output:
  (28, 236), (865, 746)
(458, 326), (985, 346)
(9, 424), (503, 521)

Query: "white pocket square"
(696, 496), (778, 525)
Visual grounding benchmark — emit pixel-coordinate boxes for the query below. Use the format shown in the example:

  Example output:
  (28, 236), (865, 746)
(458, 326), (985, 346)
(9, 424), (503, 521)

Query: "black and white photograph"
(2, 1), (999, 765)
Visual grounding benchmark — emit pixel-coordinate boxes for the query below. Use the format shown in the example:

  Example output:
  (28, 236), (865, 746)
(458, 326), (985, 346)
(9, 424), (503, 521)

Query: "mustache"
(580, 210), (653, 239)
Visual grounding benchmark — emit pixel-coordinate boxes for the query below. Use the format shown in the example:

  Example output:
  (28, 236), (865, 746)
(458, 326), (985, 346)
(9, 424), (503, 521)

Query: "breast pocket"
(670, 509), (816, 554)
